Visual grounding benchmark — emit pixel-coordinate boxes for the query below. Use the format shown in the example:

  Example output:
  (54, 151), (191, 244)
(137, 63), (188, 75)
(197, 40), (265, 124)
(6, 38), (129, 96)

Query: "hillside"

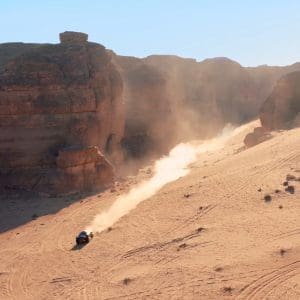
(0, 121), (299, 299)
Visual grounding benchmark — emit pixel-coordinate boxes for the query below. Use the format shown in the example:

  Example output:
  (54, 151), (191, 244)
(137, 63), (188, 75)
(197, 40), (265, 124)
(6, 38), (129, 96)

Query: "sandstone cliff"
(2, 32), (300, 195)
(115, 55), (300, 159)
(0, 32), (124, 196)
(260, 71), (300, 131)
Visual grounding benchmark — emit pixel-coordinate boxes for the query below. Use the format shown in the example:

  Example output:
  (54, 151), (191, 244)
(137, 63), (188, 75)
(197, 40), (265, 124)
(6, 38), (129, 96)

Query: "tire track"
(270, 228), (300, 241)
(236, 261), (300, 300)
(122, 229), (211, 259)
(102, 267), (272, 300)
(165, 204), (217, 235)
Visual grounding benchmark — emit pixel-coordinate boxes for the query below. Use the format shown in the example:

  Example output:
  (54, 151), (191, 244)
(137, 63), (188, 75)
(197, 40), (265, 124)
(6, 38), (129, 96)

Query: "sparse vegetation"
(1, 4), (300, 300)
(177, 243), (187, 251)
(123, 277), (132, 285)
(196, 227), (204, 233)
(286, 174), (296, 181)
(215, 267), (223, 272)
(280, 248), (287, 256)
(223, 286), (233, 293)
(264, 194), (272, 202)
(285, 185), (295, 194)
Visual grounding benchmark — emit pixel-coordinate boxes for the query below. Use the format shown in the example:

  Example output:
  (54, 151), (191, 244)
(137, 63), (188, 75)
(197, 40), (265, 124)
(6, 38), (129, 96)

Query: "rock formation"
(2, 31), (300, 195)
(246, 62), (300, 108)
(59, 31), (88, 44)
(243, 127), (272, 148)
(0, 32), (124, 196)
(260, 71), (300, 130)
(114, 55), (300, 159)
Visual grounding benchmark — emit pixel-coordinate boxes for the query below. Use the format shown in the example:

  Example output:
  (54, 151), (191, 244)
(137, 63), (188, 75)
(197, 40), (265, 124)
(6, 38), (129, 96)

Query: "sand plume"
(86, 124), (242, 233)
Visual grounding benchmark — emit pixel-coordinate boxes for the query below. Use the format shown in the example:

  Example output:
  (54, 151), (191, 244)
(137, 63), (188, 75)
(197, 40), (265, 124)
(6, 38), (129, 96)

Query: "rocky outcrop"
(243, 127), (272, 148)
(246, 63), (300, 108)
(59, 31), (88, 44)
(0, 32), (124, 196)
(260, 71), (300, 131)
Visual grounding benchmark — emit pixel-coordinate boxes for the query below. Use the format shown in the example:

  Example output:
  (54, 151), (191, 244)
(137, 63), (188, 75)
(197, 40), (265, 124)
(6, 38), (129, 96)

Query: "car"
(76, 231), (93, 245)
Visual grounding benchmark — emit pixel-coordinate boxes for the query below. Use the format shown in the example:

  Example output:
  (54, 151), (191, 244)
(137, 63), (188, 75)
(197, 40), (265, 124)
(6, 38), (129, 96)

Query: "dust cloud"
(86, 124), (242, 233)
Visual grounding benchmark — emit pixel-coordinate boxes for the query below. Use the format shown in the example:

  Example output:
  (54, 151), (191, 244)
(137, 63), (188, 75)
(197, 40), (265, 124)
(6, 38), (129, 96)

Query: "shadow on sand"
(0, 190), (100, 234)
(70, 243), (89, 251)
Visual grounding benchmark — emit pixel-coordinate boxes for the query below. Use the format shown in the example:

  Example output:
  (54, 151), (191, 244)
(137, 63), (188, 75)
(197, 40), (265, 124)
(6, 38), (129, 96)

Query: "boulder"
(244, 127), (272, 148)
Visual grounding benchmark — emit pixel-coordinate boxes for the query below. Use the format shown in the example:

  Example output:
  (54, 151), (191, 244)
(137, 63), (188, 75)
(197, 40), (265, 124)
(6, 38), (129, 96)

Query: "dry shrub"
(286, 174), (296, 181)
(223, 286), (233, 293)
(123, 277), (132, 285)
(285, 185), (295, 194)
(264, 194), (272, 202)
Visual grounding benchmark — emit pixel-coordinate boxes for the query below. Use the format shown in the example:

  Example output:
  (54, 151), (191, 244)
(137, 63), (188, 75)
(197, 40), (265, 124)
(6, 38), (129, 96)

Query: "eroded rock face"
(0, 32), (124, 195)
(2, 33), (300, 194)
(115, 55), (300, 159)
(260, 71), (300, 131)
(53, 146), (114, 195)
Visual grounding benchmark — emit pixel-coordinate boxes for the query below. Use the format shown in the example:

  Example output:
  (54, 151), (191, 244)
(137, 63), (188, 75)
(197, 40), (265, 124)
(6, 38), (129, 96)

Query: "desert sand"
(0, 120), (299, 299)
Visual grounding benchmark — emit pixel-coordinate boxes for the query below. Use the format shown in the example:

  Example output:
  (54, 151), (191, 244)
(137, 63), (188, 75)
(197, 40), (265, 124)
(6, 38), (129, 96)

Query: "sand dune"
(0, 120), (300, 299)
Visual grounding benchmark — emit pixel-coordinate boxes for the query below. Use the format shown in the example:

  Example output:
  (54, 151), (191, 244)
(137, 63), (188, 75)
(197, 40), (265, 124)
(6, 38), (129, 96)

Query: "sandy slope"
(0, 121), (300, 300)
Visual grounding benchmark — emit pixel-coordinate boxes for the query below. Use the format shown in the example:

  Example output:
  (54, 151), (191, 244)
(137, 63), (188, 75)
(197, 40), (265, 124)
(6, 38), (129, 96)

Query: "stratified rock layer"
(0, 32), (124, 195)
(59, 31), (88, 44)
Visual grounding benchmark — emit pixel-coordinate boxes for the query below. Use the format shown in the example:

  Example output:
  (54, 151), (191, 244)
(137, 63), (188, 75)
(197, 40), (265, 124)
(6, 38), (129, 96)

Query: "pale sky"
(1, 0), (300, 66)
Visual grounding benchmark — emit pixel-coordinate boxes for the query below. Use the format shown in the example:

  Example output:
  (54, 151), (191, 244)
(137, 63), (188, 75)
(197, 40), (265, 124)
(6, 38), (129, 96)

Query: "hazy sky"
(1, 0), (300, 66)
